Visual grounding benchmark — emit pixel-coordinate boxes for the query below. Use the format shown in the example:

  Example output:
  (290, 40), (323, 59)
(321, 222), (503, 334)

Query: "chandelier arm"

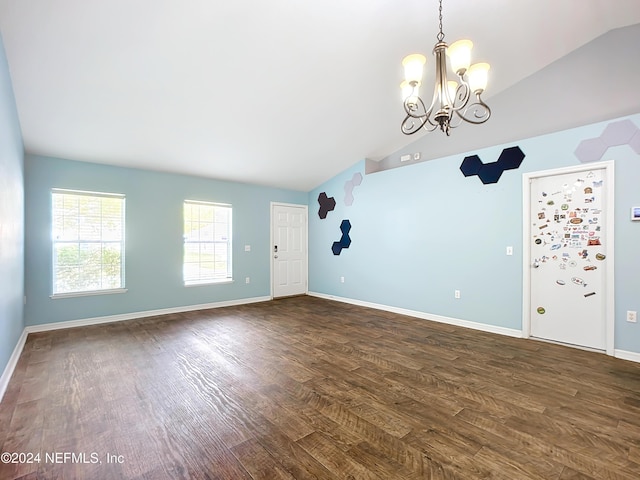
(403, 94), (428, 118)
(402, 92), (443, 133)
(449, 80), (471, 113)
(401, 114), (438, 135)
(447, 113), (464, 130)
(401, 94), (441, 134)
(453, 93), (492, 124)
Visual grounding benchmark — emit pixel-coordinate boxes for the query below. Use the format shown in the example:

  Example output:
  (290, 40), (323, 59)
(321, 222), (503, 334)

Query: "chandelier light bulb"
(402, 54), (426, 85)
(401, 81), (419, 106)
(467, 63), (490, 93)
(447, 39), (473, 75)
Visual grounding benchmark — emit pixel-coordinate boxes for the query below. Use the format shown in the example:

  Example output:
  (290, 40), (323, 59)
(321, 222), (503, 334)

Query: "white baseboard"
(4, 293), (638, 404)
(0, 295), (270, 404)
(309, 292), (640, 364)
(614, 349), (640, 363)
(25, 295), (271, 334)
(308, 292), (523, 338)
(0, 328), (28, 403)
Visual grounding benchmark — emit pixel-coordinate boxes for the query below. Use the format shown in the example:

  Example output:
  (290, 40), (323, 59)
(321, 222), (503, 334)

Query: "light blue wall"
(24, 155), (307, 326)
(309, 113), (640, 354)
(0, 34), (25, 377)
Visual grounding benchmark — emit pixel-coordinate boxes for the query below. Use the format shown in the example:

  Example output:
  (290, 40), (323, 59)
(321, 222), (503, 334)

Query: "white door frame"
(522, 160), (615, 355)
(270, 202), (309, 299)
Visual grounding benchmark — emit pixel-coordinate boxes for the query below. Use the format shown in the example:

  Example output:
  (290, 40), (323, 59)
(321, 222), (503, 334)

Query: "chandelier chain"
(437, 0), (444, 42)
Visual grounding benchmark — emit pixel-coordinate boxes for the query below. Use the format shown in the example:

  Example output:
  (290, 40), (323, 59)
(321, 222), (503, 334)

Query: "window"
(52, 189), (125, 296)
(183, 200), (232, 285)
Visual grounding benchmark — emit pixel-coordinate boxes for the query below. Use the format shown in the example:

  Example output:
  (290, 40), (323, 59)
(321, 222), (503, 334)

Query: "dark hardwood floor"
(1, 295), (639, 479)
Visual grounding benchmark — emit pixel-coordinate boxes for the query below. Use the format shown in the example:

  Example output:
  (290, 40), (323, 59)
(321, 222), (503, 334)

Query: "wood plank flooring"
(1, 295), (640, 479)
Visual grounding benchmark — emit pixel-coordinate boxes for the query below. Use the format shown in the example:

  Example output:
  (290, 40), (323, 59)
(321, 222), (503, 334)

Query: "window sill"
(184, 279), (234, 287)
(50, 288), (128, 300)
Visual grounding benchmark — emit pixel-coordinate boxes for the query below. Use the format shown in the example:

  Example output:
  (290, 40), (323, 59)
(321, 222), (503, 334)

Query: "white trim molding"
(0, 329), (28, 403)
(308, 292), (523, 338)
(0, 295), (270, 403)
(614, 349), (640, 364)
(25, 296), (271, 333)
(309, 292), (640, 365)
(51, 288), (128, 299)
(3, 293), (640, 404)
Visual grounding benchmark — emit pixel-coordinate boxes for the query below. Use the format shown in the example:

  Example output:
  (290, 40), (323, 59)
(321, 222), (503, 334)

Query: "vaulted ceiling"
(1, 0), (640, 190)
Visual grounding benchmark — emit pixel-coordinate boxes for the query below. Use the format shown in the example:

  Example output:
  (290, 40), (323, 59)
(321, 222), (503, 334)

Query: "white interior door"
(526, 162), (614, 351)
(271, 203), (308, 298)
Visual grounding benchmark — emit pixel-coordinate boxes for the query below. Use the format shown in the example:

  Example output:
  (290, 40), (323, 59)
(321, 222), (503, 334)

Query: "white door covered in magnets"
(529, 167), (608, 350)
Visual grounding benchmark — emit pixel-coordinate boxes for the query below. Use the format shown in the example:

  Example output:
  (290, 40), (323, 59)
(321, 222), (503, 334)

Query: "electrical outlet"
(454, 290), (461, 299)
(627, 311), (637, 323)
(340, 276), (345, 283)
(245, 277), (250, 284)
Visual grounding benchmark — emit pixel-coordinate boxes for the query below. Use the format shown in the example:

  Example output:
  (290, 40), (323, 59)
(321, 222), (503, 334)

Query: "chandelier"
(400, 0), (491, 136)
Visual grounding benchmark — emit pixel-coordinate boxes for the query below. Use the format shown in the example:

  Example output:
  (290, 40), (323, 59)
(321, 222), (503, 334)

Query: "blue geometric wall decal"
(498, 147), (526, 169)
(476, 162), (503, 184)
(460, 146), (525, 184)
(317, 192), (336, 219)
(459, 155), (483, 176)
(331, 219), (352, 255)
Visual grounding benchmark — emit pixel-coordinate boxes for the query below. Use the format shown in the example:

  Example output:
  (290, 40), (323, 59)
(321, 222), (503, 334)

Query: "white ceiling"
(1, 0), (640, 191)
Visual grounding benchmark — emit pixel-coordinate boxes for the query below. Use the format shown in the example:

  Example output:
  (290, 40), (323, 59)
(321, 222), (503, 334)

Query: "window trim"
(51, 188), (126, 298)
(50, 288), (128, 300)
(183, 199), (233, 286)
